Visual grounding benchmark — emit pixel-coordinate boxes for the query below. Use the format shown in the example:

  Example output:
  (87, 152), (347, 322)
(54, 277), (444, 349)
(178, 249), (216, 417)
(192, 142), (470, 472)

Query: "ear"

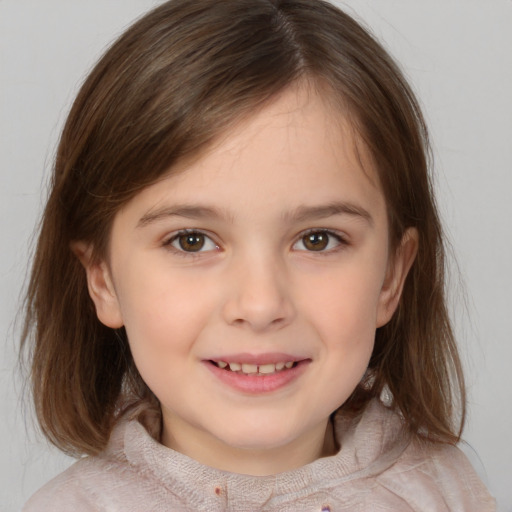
(72, 242), (124, 328)
(376, 227), (418, 327)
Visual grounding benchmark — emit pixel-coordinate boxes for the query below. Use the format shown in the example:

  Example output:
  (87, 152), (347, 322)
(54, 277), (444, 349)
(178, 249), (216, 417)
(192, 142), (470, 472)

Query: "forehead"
(117, 84), (385, 225)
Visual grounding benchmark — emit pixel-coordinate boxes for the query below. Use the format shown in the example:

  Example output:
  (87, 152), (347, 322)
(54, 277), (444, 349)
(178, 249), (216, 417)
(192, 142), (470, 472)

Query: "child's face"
(86, 84), (413, 474)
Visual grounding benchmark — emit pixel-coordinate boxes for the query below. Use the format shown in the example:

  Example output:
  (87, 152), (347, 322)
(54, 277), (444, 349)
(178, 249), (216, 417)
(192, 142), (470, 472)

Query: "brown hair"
(21, 0), (465, 456)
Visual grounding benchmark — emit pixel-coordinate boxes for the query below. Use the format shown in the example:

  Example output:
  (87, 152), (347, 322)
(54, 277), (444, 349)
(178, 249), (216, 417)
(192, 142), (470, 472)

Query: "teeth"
(215, 360), (296, 375)
(241, 363), (258, 374)
(258, 363), (276, 374)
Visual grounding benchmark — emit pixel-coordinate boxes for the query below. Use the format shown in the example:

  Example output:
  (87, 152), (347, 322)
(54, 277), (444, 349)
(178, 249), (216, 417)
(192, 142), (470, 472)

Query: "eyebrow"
(283, 202), (373, 226)
(137, 205), (233, 227)
(137, 201), (373, 228)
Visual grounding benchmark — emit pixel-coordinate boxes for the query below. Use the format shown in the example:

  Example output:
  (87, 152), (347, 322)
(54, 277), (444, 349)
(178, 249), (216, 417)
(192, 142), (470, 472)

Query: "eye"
(293, 230), (345, 252)
(166, 230), (218, 253)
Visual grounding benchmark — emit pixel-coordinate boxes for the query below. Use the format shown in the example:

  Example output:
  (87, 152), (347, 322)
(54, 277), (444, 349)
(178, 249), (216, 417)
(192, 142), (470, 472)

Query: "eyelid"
(161, 228), (348, 256)
(292, 228), (349, 252)
(163, 229), (220, 255)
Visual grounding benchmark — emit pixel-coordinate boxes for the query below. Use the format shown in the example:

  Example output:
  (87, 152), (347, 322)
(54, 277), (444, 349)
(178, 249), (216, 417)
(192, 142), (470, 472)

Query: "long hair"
(21, 0), (465, 456)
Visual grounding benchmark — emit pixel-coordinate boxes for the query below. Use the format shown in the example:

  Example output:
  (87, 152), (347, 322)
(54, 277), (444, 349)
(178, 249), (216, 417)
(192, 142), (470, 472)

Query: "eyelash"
(162, 229), (219, 257)
(293, 229), (349, 254)
(162, 228), (349, 256)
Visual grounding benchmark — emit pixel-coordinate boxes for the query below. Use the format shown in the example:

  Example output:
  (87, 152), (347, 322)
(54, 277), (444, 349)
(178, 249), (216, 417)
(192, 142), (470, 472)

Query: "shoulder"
(377, 438), (496, 512)
(22, 449), (160, 511)
(332, 401), (495, 511)
(22, 414), (186, 511)
(22, 457), (101, 512)
(23, 417), (139, 511)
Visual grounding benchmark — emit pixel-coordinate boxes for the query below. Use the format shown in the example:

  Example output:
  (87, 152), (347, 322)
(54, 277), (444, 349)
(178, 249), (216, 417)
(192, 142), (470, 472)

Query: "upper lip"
(205, 352), (309, 365)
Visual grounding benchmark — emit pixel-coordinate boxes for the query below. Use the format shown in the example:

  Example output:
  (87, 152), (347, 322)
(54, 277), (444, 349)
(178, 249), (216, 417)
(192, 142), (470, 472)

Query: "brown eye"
(167, 231), (218, 255)
(302, 231), (329, 251)
(177, 233), (205, 252)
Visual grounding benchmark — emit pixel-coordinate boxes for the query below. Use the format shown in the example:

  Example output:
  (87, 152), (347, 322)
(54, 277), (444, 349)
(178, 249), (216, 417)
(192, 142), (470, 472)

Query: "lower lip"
(204, 360), (310, 394)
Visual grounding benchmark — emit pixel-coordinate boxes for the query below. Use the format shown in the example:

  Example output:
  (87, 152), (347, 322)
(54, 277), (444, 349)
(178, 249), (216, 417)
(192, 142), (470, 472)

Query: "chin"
(212, 418), (304, 451)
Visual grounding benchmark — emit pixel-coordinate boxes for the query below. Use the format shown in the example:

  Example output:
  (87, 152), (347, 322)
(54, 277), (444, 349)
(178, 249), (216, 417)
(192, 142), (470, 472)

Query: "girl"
(21, 0), (495, 510)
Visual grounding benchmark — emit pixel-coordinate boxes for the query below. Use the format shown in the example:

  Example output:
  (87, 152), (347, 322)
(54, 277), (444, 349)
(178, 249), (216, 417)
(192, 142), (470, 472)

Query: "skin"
(79, 83), (417, 476)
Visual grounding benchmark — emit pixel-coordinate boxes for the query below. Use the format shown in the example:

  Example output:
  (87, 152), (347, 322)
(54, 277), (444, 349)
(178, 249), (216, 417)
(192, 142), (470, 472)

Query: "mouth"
(204, 356), (310, 393)
(209, 360), (299, 376)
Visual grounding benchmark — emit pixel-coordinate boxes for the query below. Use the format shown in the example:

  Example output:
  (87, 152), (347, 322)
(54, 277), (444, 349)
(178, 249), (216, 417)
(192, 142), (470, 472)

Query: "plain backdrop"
(1, 1), (511, 510)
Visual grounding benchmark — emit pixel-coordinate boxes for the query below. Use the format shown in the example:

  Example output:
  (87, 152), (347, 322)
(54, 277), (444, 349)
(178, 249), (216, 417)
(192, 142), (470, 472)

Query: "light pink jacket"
(24, 399), (495, 511)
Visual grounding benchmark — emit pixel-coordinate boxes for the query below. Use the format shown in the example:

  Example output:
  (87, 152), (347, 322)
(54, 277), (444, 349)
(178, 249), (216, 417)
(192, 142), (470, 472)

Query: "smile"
(205, 356), (310, 394)
(211, 360), (297, 376)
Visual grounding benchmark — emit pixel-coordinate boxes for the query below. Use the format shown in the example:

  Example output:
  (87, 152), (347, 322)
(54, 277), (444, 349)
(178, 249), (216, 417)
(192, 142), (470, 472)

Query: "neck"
(161, 415), (337, 476)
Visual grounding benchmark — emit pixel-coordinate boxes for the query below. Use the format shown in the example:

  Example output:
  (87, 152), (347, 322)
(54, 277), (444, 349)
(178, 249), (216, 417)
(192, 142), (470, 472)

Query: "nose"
(221, 253), (295, 332)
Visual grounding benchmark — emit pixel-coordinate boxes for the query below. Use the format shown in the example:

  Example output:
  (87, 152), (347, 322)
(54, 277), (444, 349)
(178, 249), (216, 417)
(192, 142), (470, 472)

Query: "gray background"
(1, 1), (511, 510)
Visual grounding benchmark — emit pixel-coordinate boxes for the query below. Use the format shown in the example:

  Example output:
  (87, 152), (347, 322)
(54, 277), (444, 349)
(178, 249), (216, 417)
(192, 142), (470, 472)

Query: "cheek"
(114, 266), (217, 370)
(298, 258), (386, 334)
(307, 271), (380, 399)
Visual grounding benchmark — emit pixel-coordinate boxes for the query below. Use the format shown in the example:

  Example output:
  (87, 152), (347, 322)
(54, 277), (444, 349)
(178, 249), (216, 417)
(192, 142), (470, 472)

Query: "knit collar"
(107, 399), (409, 508)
